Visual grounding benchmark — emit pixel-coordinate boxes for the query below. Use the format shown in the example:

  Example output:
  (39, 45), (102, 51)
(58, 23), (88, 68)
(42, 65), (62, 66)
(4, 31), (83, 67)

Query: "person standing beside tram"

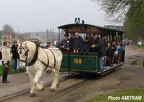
(1, 41), (11, 83)
(90, 34), (106, 72)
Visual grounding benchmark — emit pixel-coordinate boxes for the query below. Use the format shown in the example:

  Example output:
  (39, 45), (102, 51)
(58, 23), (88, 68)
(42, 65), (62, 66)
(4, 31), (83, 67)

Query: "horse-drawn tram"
(58, 19), (125, 75)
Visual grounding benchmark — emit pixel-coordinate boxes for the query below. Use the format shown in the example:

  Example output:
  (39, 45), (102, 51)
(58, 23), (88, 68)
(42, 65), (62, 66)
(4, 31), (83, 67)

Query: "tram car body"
(58, 20), (125, 74)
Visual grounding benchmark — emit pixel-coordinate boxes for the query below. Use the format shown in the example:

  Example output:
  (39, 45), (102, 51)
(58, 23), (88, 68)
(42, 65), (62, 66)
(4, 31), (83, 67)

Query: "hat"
(64, 34), (69, 37)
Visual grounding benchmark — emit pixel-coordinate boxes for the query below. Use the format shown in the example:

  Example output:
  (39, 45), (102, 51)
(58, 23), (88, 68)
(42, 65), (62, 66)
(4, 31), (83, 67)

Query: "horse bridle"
(18, 44), (29, 66)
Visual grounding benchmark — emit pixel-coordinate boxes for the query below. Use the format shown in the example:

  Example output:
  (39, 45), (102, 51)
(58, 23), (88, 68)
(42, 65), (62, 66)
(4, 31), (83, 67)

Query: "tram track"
(0, 75), (70, 102)
(1, 52), (143, 102)
(40, 79), (90, 102)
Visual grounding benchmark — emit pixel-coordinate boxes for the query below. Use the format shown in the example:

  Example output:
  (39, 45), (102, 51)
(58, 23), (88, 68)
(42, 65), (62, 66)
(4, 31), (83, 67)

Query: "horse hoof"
(46, 70), (52, 73)
(42, 88), (44, 91)
(29, 93), (36, 97)
(57, 83), (59, 87)
(50, 89), (55, 92)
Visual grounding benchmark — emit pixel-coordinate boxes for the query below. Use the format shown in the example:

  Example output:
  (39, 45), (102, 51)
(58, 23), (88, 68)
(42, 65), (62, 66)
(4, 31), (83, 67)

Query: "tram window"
(78, 33), (87, 40)
(118, 35), (121, 41)
(69, 33), (74, 38)
(104, 35), (110, 42)
(114, 35), (116, 41)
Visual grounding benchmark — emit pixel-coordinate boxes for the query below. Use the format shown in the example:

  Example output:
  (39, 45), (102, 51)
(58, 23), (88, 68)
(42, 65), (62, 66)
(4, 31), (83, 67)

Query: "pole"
(51, 28), (54, 44)
(2, 30), (4, 46)
(45, 29), (47, 43)
(17, 30), (19, 39)
(6, 29), (8, 42)
(10, 25), (11, 45)
(58, 29), (60, 41)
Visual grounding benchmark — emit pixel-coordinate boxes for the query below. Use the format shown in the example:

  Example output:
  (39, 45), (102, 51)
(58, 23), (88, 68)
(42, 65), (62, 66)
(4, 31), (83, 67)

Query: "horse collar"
(27, 42), (39, 66)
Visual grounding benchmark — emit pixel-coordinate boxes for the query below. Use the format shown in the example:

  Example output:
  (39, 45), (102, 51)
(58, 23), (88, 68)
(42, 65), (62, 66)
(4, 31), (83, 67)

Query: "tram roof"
(57, 23), (124, 32)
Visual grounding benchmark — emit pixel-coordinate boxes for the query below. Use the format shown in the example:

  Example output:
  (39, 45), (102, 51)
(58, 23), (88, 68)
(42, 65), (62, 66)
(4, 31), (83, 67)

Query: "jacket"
(111, 44), (117, 56)
(2, 46), (11, 64)
(80, 41), (91, 54)
(90, 37), (106, 57)
(106, 47), (112, 57)
(73, 37), (83, 50)
(60, 39), (72, 49)
(11, 45), (19, 59)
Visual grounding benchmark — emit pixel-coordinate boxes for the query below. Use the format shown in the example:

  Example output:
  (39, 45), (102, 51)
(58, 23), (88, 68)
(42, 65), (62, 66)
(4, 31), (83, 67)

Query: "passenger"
(80, 37), (91, 55)
(90, 34), (98, 52)
(73, 32), (83, 53)
(1, 41), (11, 83)
(111, 41), (117, 64)
(102, 36), (108, 68)
(118, 41), (123, 63)
(123, 40), (126, 49)
(55, 41), (60, 49)
(69, 33), (75, 48)
(46, 42), (51, 48)
(60, 33), (72, 52)
(90, 33), (106, 71)
(106, 43), (112, 67)
(102, 36), (108, 48)
(114, 42), (120, 64)
(127, 41), (130, 46)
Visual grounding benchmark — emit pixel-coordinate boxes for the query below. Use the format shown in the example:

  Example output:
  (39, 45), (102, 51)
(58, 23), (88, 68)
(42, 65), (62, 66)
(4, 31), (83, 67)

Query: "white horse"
(17, 40), (63, 97)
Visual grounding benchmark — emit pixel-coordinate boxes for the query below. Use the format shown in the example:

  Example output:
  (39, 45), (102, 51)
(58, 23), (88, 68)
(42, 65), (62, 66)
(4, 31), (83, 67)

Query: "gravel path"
(125, 44), (141, 57)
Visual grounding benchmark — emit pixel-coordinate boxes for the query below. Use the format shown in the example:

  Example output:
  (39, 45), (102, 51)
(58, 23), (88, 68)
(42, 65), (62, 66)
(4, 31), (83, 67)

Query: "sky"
(0, 0), (123, 33)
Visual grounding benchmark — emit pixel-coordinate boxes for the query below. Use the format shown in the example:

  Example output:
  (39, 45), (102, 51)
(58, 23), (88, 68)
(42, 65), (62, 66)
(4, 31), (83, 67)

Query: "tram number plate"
(74, 58), (82, 64)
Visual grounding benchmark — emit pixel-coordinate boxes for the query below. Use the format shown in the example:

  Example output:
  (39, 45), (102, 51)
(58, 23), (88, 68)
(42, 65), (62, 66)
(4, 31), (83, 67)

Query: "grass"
(87, 88), (144, 102)
(139, 45), (144, 51)
(133, 43), (144, 51)
(131, 60), (144, 66)
(0, 64), (26, 76)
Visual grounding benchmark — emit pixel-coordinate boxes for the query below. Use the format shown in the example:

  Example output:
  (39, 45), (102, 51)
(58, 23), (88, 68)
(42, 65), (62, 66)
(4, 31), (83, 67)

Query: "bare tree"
(3, 24), (15, 38)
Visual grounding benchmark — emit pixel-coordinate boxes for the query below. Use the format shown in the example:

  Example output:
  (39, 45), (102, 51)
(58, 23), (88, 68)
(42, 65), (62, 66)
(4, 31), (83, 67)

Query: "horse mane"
(26, 41), (39, 66)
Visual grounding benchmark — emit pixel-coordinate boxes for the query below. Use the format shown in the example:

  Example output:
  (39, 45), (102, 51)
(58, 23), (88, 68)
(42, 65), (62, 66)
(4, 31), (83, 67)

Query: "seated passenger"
(80, 37), (90, 55)
(60, 34), (72, 52)
(73, 32), (83, 53)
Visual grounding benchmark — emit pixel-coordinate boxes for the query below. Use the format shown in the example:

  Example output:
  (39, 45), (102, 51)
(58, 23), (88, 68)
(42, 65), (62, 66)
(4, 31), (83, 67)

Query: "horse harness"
(18, 42), (56, 70)
(18, 44), (29, 65)
(38, 48), (56, 71)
